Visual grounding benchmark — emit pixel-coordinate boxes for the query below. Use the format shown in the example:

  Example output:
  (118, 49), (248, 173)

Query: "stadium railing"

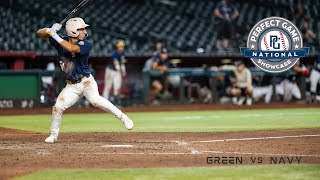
(142, 68), (306, 104)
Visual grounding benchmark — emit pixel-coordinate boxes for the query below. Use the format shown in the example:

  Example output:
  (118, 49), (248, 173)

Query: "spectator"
(103, 40), (127, 101)
(292, 1), (304, 27)
(219, 60), (253, 106)
(301, 18), (317, 46)
(150, 48), (170, 104)
(214, 0), (239, 51)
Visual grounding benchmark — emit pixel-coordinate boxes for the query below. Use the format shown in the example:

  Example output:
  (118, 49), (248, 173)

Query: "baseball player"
(220, 60), (253, 106)
(276, 60), (307, 102)
(37, 18), (133, 143)
(310, 55), (320, 102)
(103, 40), (126, 100)
(252, 74), (273, 103)
(150, 48), (170, 104)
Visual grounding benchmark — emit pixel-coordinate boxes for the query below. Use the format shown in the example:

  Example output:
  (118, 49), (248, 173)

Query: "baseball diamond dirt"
(1, 127), (320, 179)
(1, 103), (320, 179)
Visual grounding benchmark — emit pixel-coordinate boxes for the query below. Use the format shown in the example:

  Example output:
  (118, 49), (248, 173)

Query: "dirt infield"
(1, 127), (320, 179)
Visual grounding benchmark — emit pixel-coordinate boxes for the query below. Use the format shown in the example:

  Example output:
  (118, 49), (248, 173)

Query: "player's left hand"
(46, 28), (58, 37)
(51, 23), (62, 32)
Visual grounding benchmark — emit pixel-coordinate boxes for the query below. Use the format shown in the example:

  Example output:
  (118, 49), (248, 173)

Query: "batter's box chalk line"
(174, 141), (189, 146)
(78, 151), (203, 155)
(37, 150), (52, 155)
(101, 144), (134, 148)
(75, 151), (320, 157)
(193, 134), (320, 143)
(201, 151), (320, 158)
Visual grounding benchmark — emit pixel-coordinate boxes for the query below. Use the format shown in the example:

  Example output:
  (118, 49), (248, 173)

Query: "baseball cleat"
(45, 134), (58, 143)
(45, 129), (59, 143)
(118, 113), (134, 130)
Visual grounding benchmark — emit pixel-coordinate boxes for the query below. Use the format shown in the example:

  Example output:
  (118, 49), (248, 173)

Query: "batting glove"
(46, 28), (63, 44)
(46, 28), (58, 37)
(51, 23), (62, 32)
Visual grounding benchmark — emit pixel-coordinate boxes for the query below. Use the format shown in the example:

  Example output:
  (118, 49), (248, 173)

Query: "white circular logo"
(241, 17), (309, 73)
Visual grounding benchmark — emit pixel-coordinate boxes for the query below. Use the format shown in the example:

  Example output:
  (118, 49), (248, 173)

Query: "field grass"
(0, 108), (319, 133)
(16, 165), (320, 180)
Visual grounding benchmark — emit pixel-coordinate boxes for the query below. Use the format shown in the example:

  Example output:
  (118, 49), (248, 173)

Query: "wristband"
(51, 32), (64, 44)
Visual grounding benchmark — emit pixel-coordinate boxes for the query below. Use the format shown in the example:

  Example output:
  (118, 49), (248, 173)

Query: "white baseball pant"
(276, 79), (301, 101)
(51, 75), (123, 133)
(103, 67), (122, 100)
(310, 69), (320, 93)
(253, 85), (273, 103)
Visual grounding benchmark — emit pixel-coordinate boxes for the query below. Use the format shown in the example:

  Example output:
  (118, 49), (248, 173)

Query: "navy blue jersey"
(153, 55), (169, 68)
(107, 51), (125, 71)
(215, 1), (236, 20)
(49, 35), (91, 81)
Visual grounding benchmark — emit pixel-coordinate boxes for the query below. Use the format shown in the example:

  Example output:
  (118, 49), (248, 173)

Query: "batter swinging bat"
(60, 0), (92, 25)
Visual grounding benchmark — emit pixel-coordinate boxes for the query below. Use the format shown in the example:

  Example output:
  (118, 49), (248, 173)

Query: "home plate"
(101, 144), (134, 148)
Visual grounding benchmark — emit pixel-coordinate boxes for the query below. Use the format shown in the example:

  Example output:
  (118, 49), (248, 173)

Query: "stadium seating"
(0, 0), (318, 54)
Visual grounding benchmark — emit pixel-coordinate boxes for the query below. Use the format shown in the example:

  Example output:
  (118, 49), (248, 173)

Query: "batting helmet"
(116, 40), (125, 48)
(65, 17), (89, 37)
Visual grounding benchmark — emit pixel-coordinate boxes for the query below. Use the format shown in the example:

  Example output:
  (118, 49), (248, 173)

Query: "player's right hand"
(51, 23), (62, 32)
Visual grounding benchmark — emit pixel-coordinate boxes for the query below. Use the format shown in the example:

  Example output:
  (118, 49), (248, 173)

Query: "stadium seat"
(0, 0), (318, 53)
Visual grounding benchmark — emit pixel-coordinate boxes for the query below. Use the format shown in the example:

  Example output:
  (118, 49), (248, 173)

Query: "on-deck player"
(37, 18), (134, 143)
(103, 40), (126, 100)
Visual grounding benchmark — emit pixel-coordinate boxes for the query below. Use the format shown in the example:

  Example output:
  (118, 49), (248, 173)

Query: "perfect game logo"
(241, 17), (309, 73)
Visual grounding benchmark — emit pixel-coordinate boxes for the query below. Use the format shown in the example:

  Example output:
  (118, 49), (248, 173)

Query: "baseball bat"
(60, 0), (92, 25)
